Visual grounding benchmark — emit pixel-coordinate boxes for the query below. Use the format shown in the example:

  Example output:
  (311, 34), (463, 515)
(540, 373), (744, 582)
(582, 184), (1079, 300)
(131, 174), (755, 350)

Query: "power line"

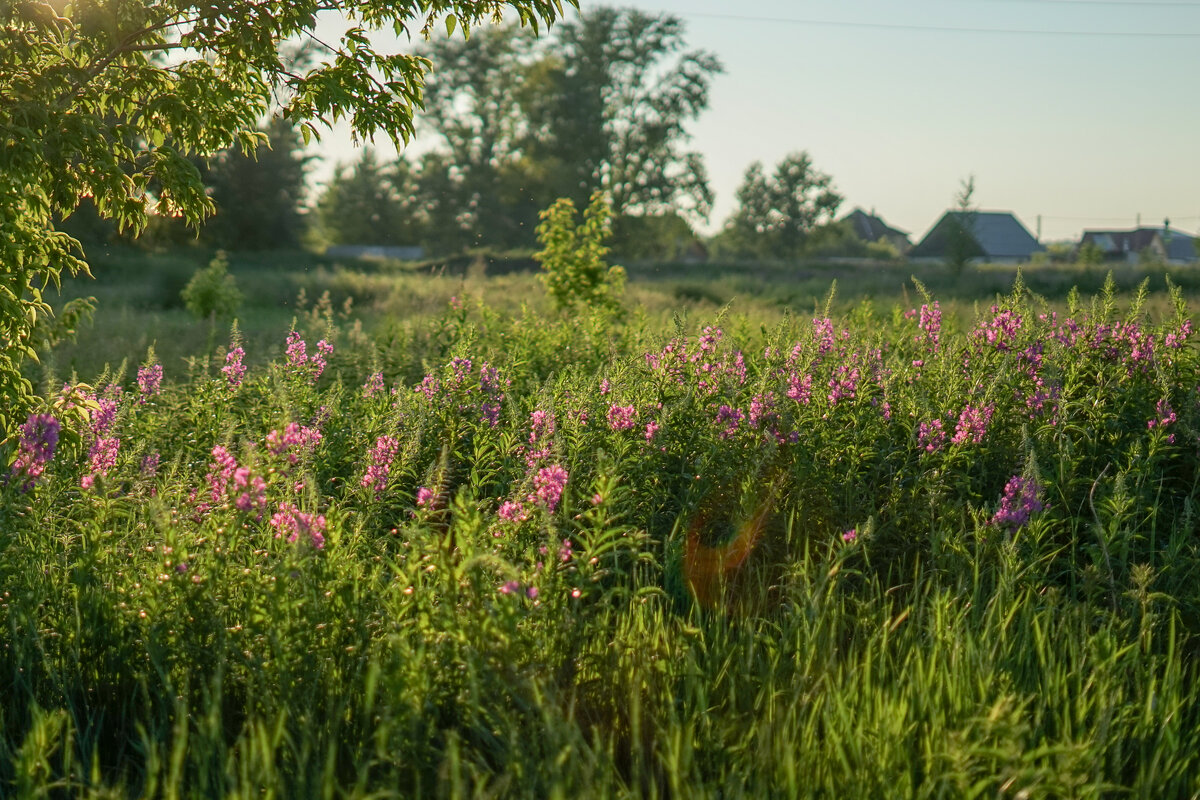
(983, 0), (1200, 7)
(661, 10), (1200, 37)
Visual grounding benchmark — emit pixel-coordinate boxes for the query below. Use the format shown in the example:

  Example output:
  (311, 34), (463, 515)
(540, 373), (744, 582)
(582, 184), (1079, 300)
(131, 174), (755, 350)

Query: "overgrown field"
(5, 272), (1200, 797)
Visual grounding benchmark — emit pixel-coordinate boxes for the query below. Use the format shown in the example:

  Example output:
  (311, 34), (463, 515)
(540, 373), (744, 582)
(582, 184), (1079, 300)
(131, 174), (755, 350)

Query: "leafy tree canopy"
(717, 152), (842, 261)
(0, 0), (575, 433)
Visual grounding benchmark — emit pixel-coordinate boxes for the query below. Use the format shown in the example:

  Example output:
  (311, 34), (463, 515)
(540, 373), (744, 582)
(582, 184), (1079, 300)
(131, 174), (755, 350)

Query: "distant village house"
(1078, 224), (1197, 265)
(910, 210), (1043, 264)
(840, 208), (911, 254)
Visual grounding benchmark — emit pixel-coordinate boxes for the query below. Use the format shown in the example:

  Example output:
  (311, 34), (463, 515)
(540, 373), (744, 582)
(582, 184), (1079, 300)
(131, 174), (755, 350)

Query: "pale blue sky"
(314, 0), (1200, 243)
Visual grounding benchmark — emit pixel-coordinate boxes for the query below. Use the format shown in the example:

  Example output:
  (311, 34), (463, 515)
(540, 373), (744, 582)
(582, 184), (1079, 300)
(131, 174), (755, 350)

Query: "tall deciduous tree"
(522, 8), (721, 221)
(718, 152), (843, 261)
(0, 0), (574, 433)
(417, 23), (540, 250)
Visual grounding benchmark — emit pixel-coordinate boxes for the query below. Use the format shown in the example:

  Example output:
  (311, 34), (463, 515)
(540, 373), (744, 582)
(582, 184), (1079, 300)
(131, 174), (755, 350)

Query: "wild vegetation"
(5, 264), (1200, 796)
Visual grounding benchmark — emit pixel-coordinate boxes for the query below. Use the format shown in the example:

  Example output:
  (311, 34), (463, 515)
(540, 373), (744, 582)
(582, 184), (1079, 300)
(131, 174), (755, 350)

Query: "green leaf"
(445, 14), (457, 38)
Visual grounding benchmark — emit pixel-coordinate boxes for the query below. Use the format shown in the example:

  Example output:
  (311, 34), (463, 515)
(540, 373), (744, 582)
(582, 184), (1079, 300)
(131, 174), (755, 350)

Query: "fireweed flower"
(529, 409), (556, 444)
(748, 391), (778, 429)
(786, 372), (813, 404)
(361, 435), (399, 497)
(223, 347), (246, 389)
(232, 467), (267, 513)
(917, 302), (941, 351)
(972, 306), (1023, 352)
(532, 465), (568, 512)
(812, 317), (836, 358)
(918, 419), (946, 452)
(362, 372), (385, 397)
(415, 375), (441, 402)
(447, 357), (472, 389)
(285, 331), (307, 369)
(9, 413), (60, 490)
(137, 364), (163, 396)
(1148, 399), (1178, 443)
(607, 404), (636, 431)
(600, 378), (611, 396)
(207, 445), (239, 504)
(416, 486), (434, 507)
(270, 502), (326, 549)
(951, 405), (994, 446)
(498, 500), (529, 523)
(1165, 319), (1193, 349)
(842, 529), (858, 543)
(644, 420), (660, 441)
(991, 475), (1046, 530)
(827, 365), (860, 406)
(140, 452), (160, 478)
(266, 423), (322, 464)
(715, 405), (744, 439)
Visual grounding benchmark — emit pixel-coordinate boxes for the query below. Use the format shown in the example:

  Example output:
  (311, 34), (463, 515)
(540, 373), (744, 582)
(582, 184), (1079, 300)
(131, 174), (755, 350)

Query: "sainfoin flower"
(991, 476), (1045, 530)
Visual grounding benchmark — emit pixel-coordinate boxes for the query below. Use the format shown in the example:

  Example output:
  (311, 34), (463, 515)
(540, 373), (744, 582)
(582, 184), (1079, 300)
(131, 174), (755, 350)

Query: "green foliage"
(535, 192), (626, 313)
(717, 152), (843, 260)
(610, 211), (699, 261)
(5, 276), (1200, 795)
(946, 174), (979, 275)
(313, 149), (424, 248)
(521, 7), (722, 220)
(202, 116), (313, 250)
(0, 0), (577, 436)
(181, 252), (243, 322)
(1078, 240), (1105, 267)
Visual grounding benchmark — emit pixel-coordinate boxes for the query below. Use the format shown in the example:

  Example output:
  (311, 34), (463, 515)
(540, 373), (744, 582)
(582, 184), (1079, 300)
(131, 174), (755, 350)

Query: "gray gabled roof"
(910, 210), (1043, 260)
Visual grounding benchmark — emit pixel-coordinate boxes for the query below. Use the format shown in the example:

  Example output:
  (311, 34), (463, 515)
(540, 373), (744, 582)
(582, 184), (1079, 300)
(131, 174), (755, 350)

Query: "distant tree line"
(65, 8), (856, 262)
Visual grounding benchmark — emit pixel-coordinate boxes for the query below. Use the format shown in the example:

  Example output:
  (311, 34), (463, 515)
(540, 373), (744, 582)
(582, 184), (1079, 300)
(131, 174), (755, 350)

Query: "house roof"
(910, 210), (1043, 260)
(1081, 227), (1196, 261)
(841, 208), (909, 243)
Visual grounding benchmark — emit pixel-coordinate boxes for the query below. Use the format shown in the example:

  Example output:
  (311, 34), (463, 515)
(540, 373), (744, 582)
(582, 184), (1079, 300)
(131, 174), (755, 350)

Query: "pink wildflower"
(363, 372), (385, 397)
(223, 346), (246, 389)
(532, 465), (568, 512)
(137, 364), (163, 396)
(361, 435), (400, 497)
(991, 476), (1046, 530)
(918, 419), (946, 452)
(9, 413), (60, 491)
(607, 404), (636, 431)
(951, 405), (994, 446)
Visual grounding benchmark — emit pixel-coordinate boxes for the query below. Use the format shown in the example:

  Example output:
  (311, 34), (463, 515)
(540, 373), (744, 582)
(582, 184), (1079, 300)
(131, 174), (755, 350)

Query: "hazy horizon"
(310, 0), (1200, 245)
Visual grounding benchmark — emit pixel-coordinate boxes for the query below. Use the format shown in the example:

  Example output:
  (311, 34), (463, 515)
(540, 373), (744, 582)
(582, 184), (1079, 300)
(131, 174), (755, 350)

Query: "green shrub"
(534, 191), (625, 314)
(181, 251), (243, 322)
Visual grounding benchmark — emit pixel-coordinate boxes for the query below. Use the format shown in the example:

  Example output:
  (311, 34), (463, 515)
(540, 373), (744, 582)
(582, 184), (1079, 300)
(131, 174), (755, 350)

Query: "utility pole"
(1036, 215), (1042, 242)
